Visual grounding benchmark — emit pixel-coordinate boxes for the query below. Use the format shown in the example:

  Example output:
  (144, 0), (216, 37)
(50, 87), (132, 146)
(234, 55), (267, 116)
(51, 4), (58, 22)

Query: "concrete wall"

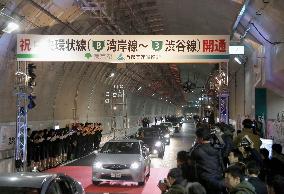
(228, 43), (258, 129)
(267, 89), (284, 120)
(266, 89), (284, 148)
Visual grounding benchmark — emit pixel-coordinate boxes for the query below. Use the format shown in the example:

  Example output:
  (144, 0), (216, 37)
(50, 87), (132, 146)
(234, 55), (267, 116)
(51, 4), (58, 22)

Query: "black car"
(136, 127), (165, 158)
(0, 172), (85, 194)
(151, 125), (171, 145)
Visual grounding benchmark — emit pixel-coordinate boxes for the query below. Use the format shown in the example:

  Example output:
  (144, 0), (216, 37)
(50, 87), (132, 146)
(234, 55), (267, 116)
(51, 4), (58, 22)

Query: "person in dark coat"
(269, 144), (284, 178)
(176, 151), (191, 182)
(186, 182), (206, 194)
(225, 165), (256, 194)
(267, 175), (284, 194)
(246, 161), (268, 194)
(234, 119), (262, 151)
(158, 168), (187, 194)
(189, 125), (226, 194)
(258, 148), (270, 182)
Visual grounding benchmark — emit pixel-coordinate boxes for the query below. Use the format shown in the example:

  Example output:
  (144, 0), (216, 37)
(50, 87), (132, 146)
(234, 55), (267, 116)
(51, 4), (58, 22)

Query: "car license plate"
(111, 173), (121, 178)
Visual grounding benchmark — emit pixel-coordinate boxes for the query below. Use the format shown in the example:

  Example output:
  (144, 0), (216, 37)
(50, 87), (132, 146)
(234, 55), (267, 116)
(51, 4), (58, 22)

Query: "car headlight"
(130, 162), (140, 169)
(155, 141), (162, 147)
(94, 162), (102, 169)
(164, 134), (170, 138)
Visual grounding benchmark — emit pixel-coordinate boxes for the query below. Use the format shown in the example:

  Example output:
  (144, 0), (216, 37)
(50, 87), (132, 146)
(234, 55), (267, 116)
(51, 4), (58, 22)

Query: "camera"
(238, 135), (253, 148)
(239, 136), (252, 147)
(159, 178), (167, 184)
(209, 128), (225, 149)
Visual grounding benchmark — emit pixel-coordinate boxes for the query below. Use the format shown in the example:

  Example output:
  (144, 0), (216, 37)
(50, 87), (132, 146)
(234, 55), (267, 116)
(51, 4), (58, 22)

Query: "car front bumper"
(92, 167), (145, 182)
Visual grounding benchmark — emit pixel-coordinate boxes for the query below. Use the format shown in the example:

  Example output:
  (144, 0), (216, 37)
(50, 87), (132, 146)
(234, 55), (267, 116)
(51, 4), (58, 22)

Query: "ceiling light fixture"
(234, 57), (242, 64)
(2, 21), (19, 33)
(110, 72), (115, 77)
(138, 86), (142, 91)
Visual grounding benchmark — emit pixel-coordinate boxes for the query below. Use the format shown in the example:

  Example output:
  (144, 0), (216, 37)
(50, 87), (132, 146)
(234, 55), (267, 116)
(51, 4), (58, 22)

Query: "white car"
(92, 139), (151, 186)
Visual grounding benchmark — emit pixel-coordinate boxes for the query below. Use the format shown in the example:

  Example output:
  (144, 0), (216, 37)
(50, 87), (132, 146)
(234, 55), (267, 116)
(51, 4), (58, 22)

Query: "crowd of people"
(158, 118), (284, 194)
(27, 122), (103, 171)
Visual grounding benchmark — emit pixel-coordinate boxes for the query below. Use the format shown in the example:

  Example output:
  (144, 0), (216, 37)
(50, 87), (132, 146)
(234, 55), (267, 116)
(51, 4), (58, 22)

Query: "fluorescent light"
(110, 72), (115, 77)
(239, 4), (246, 16)
(54, 125), (60, 130)
(234, 57), (242, 64)
(229, 46), (244, 54)
(2, 22), (19, 33)
(152, 93), (155, 96)
(138, 86), (142, 91)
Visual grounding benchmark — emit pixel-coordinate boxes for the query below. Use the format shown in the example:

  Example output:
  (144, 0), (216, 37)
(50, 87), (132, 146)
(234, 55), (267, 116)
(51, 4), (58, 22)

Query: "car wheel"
(138, 176), (146, 186)
(146, 167), (151, 177)
(92, 181), (101, 185)
(158, 151), (164, 158)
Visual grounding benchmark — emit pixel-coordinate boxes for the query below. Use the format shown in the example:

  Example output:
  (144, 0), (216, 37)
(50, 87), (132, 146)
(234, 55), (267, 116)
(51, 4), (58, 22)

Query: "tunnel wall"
(228, 43), (258, 130)
(0, 34), (176, 173)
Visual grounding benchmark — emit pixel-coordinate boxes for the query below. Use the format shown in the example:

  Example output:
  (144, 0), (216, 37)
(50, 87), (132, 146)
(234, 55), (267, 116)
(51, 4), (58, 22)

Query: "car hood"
(143, 138), (160, 145)
(94, 154), (142, 164)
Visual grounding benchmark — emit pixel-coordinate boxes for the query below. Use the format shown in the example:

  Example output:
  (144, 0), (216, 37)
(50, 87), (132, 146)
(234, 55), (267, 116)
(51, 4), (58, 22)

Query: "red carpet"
(46, 166), (169, 194)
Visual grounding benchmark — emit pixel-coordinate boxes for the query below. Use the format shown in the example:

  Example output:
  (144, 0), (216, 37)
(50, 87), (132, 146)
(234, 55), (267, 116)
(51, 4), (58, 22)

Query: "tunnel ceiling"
(0, 0), (243, 105)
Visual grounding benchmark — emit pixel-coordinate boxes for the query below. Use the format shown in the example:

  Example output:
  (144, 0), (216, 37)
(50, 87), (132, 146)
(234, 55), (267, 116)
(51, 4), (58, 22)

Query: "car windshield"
(161, 123), (172, 127)
(0, 187), (40, 194)
(100, 142), (140, 154)
(143, 130), (160, 137)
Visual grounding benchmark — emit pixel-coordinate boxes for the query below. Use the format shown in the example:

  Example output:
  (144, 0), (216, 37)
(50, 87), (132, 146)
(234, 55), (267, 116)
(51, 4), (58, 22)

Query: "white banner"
(17, 34), (230, 63)
(0, 126), (16, 150)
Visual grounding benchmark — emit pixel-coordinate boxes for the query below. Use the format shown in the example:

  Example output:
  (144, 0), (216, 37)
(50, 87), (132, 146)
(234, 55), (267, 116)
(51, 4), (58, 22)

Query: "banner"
(0, 126), (16, 150)
(17, 35), (230, 63)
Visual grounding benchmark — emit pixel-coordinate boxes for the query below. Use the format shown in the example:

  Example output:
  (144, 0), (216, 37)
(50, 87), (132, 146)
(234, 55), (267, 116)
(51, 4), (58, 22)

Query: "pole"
(15, 61), (28, 172)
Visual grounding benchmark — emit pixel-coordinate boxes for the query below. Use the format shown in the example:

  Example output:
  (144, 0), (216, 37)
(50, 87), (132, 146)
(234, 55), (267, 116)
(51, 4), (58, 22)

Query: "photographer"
(188, 125), (226, 194)
(158, 168), (187, 194)
(176, 151), (191, 182)
(234, 119), (261, 151)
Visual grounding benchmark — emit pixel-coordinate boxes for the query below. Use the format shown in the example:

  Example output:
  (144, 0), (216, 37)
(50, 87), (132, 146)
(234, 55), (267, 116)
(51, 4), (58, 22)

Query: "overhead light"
(207, 105), (211, 109)
(152, 93), (155, 96)
(198, 97), (202, 101)
(2, 22), (19, 33)
(113, 106), (117, 110)
(182, 105), (184, 107)
(138, 86), (142, 91)
(166, 99), (168, 102)
(160, 97), (163, 100)
(239, 4), (246, 16)
(110, 72), (115, 77)
(234, 57), (242, 64)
